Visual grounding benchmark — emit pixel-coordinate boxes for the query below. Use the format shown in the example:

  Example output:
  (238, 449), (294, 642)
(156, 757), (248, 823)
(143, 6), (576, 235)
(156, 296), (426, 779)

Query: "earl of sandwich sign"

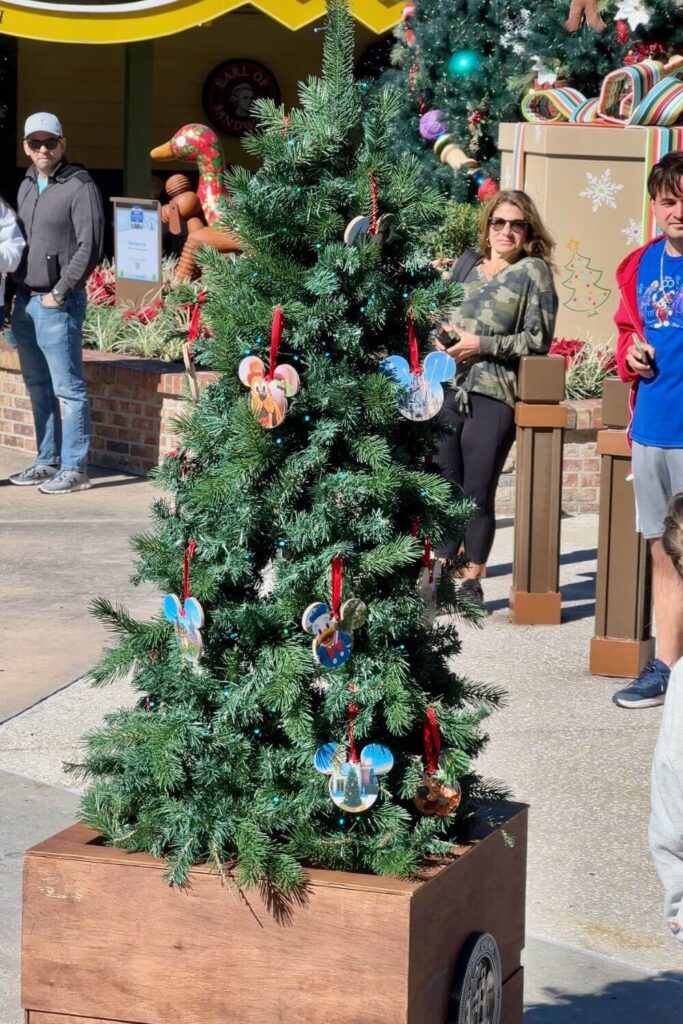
(0, 0), (403, 43)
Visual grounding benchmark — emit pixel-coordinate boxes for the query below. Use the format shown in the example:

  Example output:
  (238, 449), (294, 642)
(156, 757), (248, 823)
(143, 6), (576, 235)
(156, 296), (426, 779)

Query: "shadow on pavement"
(525, 970), (683, 1022)
(487, 548), (598, 579)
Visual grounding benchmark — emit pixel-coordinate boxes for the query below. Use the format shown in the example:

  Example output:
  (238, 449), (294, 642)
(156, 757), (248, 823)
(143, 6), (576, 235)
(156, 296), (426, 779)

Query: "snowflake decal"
(621, 218), (642, 247)
(533, 124), (543, 143)
(501, 167), (513, 189)
(580, 169), (624, 212)
(615, 1), (650, 30)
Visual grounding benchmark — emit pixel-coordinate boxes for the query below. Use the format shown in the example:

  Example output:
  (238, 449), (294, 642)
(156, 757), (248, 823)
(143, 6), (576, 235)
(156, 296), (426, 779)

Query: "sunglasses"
(26, 137), (62, 152)
(490, 216), (528, 233)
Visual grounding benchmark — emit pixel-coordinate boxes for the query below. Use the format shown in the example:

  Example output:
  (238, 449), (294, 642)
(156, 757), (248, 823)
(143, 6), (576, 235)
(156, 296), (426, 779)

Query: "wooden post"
(510, 356), (567, 625)
(124, 41), (154, 198)
(589, 378), (654, 677)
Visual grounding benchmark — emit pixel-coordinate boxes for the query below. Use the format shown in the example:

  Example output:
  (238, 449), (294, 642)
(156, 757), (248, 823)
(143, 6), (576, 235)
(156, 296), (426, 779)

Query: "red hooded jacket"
(614, 236), (663, 435)
(614, 237), (663, 382)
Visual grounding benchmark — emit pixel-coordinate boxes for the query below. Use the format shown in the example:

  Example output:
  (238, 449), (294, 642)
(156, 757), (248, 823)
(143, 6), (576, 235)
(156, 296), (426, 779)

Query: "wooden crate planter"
(22, 805), (527, 1024)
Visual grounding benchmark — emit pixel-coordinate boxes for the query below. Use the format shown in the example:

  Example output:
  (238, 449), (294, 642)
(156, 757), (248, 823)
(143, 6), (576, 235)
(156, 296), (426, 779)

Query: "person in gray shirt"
(9, 112), (104, 494)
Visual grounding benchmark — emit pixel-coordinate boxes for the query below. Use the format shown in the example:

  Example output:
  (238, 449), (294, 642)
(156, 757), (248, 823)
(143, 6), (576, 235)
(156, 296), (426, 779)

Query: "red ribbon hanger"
(266, 305), (284, 381)
(348, 700), (360, 764)
(182, 539), (198, 610)
(424, 707), (441, 775)
(368, 172), (379, 235)
(331, 555), (344, 621)
(407, 313), (422, 375)
(188, 291), (207, 345)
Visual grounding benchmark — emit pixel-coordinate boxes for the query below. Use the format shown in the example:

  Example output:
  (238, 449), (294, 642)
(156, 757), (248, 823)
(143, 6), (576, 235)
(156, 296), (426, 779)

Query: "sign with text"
(111, 197), (162, 309)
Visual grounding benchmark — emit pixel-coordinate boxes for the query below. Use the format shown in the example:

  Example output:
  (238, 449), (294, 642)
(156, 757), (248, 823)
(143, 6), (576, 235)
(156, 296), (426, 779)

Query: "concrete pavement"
(1, 445), (682, 1021)
(1, 447), (158, 722)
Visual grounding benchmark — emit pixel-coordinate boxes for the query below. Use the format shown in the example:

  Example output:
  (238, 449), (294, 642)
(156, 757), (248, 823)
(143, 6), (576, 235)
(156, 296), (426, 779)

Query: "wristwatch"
(51, 288), (66, 305)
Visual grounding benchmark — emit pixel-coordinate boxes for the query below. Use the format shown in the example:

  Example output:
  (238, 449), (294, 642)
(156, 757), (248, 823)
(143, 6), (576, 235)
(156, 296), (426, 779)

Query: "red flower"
(550, 338), (585, 368)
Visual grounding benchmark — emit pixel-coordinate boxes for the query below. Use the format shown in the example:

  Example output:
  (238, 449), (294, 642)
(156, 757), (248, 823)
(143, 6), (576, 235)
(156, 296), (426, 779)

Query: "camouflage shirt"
(444, 256), (558, 409)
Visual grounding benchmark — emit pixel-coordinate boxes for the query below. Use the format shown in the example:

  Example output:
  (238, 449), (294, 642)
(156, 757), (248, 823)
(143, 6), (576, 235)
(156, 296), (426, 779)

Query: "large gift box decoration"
(498, 58), (683, 348)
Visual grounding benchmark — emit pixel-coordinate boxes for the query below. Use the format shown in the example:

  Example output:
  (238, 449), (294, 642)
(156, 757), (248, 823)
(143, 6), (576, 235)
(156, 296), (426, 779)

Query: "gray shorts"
(632, 441), (683, 539)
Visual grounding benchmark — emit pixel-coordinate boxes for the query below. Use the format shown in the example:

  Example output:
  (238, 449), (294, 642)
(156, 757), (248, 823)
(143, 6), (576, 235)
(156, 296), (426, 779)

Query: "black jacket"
(13, 158), (104, 296)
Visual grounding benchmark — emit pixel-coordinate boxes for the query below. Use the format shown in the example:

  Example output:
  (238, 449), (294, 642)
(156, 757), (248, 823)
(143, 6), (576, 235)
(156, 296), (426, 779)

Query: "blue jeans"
(11, 289), (90, 472)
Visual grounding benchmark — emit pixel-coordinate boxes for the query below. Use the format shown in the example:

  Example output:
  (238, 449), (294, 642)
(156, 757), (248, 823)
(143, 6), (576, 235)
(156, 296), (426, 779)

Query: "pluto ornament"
(413, 771), (462, 817)
(238, 355), (300, 429)
(314, 742), (394, 813)
(382, 350), (456, 421)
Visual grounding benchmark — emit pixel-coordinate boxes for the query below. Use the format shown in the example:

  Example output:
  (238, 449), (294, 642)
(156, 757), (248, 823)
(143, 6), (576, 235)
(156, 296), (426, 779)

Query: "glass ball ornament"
(446, 50), (483, 79)
(419, 108), (447, 141)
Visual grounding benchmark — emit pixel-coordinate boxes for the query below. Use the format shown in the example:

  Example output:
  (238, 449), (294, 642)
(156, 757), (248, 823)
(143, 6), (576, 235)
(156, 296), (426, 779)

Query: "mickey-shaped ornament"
(382, 315), (456, 421)
(413, 707), (462, 817)
(238, 306), (300, 428)
(314, 741), (394, 813)
(163, 541), (204, 666)
(301, 596), (367, 670)
(301, 557), (366, 670)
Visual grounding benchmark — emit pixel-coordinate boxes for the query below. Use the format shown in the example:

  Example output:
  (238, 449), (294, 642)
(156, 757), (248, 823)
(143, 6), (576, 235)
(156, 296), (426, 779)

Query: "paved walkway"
(1, 446), (682, 1021)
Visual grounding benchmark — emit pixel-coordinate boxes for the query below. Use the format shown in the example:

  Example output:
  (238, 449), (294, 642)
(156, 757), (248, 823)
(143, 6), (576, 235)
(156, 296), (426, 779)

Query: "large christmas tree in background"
(385, 0), (522, 201)
(387, 0), (683, 202)
(71, 0), (506, 895)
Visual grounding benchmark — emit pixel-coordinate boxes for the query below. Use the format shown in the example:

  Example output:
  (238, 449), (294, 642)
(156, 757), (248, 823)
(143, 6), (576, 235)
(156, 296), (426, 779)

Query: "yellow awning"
(0, 0), (402, 44)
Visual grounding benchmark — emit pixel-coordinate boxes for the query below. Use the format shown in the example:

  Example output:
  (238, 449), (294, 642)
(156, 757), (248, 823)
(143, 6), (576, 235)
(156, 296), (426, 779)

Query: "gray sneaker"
(38, 468), (92, 495)
(9, 462), (59, 486)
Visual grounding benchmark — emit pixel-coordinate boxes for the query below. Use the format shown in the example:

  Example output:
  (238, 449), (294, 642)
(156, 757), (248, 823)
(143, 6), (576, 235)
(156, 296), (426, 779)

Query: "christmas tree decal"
(70, 0), (506, 896)
(562, 239), (611, 317)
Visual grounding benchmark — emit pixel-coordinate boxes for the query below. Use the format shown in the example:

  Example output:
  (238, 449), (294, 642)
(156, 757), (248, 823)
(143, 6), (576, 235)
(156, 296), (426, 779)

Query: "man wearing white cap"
(9, 112), (104, 494)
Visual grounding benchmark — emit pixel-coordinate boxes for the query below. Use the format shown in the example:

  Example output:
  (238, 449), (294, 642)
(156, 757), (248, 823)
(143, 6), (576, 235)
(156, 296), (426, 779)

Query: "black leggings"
(434, 391), (516, 564)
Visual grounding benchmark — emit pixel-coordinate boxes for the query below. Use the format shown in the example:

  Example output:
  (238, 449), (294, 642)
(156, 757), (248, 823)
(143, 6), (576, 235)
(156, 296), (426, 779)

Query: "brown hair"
(662, 493), (683, 580)
(647, 151), (683, 201)
(478, 189), (556, 271)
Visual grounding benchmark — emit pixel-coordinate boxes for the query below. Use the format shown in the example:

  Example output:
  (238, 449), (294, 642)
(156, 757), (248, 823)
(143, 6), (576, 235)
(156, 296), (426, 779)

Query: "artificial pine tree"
(71, 0), (506, 896)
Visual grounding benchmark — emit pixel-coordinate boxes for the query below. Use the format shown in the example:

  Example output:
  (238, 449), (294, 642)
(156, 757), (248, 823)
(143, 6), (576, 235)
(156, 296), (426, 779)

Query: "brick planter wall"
(495, 398), (603, 517)
(0, 343), (215, 476)
(0, 341), (604, 513)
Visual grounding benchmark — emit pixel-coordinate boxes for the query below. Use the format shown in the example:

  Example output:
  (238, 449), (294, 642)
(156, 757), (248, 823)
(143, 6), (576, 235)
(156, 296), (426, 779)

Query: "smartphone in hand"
(633, 337), (653, 367)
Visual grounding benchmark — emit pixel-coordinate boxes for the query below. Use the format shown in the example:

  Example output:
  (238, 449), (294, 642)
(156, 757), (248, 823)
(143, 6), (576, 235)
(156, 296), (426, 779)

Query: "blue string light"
(276, 437), (283, 445)
(253, 727), (261, 736)
(304, 414), (311, 422)
(338, 816), (346, 827)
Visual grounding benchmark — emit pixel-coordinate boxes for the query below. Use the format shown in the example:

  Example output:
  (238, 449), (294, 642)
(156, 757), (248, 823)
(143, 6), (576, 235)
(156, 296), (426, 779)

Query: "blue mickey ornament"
(163, 594), (204, 666)
(314, 741), (394, 813)
(382, 350), (456, 421)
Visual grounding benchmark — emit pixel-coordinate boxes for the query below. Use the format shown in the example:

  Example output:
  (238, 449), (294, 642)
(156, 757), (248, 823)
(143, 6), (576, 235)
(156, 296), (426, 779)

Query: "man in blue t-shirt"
(613, 151), (683, 708)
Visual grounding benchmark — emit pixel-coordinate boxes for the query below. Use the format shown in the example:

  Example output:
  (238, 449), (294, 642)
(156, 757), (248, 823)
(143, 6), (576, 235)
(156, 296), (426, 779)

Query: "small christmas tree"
(71, 0), (506, 895)
(562, 242), (611, 317)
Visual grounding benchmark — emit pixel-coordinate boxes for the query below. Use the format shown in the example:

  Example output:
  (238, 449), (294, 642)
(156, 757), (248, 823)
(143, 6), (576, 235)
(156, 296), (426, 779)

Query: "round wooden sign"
(202, 59), (281, 138)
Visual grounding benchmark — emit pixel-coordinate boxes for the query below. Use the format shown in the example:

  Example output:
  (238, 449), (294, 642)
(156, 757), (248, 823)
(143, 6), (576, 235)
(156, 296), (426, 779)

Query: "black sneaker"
(9, 462), (59, 486)
(613, 658), (670, 709)
(460, 577), (485, 610)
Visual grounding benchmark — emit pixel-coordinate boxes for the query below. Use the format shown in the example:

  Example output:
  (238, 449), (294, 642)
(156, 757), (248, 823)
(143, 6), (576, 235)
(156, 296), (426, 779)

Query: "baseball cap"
(24, 112), (63, 139)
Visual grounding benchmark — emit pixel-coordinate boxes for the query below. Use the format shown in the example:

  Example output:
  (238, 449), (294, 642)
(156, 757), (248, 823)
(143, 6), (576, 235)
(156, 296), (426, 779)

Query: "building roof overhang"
(0, 0), (401, 43)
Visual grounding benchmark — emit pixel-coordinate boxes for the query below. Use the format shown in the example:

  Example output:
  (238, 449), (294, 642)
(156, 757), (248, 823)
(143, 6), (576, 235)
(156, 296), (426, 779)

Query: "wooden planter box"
(22, 805), (527, 1024)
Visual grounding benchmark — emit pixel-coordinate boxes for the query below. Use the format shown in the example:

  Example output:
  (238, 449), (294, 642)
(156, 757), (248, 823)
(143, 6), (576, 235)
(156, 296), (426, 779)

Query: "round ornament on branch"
(419, 108), (448, 141)
(344, 215), (370, 244)
(446, 50), (483, 80)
